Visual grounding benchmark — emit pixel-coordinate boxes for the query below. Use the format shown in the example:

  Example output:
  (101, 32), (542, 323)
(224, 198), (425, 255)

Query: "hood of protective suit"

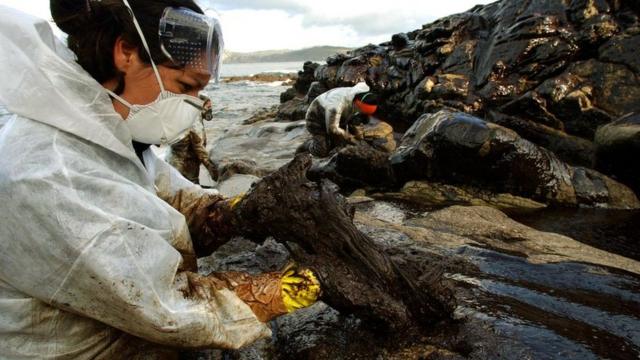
(314, 82), (370, 109)
(343, 82), (370, 102)
(0, 5), (139, 165)
(351, 82), (370, 96)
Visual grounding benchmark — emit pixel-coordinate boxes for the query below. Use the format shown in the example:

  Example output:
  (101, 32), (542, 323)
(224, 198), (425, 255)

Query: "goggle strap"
(121, 0), (165, 93)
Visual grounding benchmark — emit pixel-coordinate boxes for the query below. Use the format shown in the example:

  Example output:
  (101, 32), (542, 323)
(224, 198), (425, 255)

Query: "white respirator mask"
(107, 89), (204, 146)
(106, 0), (223, 146)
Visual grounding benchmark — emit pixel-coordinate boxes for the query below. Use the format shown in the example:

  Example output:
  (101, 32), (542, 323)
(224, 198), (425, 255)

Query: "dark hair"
(354, 92), (379, 105)
(51, 0), (202, 86)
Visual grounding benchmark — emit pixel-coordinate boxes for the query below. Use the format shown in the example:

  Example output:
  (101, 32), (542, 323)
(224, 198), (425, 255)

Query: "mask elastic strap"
(105, 88), (133, 109)
(121, 0), (166, 93)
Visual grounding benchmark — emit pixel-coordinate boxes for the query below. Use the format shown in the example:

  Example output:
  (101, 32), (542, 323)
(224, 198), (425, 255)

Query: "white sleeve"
(0, 149), (269, 349)
(326, 106), (348, 138)
(144, 147), (219, 199)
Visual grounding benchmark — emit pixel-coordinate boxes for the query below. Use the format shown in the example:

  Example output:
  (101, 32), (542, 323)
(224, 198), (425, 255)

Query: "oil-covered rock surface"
(183, 200), (640, 359)
(277, 0), (640, 204)
(390, 111), (639, 208)
(309, 111), (639, 209)
(178, 0), (640, 358)
(177, 87), (640, 359)
(595, 112), (640, 194)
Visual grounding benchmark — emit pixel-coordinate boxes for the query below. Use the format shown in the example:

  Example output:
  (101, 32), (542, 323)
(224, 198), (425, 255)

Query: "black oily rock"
(294, 61), (320, 95)
(277, 97), (309, 121)
(391, 33), (410, 51)
(599, 32), (640, 74)
(304, 81), (328, 104)
(487, 111), (596, 167)
(278, 0), (640, 150)
(308, 145), (396, 190)
(280, 87), (297, 104)
(390, 111), (639, 208)
(595, 112), (640, 194)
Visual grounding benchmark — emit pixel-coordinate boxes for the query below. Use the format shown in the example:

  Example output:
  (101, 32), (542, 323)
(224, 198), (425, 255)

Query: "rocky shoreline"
(275, 0), (640, 210)
(192, 0), (640, 358)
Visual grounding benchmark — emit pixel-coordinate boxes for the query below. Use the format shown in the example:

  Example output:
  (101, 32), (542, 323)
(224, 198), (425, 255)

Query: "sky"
(0, 0), (493, 52)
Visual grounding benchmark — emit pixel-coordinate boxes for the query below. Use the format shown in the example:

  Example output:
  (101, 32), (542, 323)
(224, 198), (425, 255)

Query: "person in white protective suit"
(299, 83), (396, 157)
(167, 96), (220, 185)
(0, 0), (320, 358)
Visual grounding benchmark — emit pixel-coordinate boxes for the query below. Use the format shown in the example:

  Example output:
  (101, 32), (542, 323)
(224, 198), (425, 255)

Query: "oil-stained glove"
(280, 264), (321, 313)
(196, 193), (246, 255)
(204, 264), (321, 322)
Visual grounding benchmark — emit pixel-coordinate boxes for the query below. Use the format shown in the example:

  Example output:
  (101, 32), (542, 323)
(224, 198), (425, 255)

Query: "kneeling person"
(301, 82), (395, 157)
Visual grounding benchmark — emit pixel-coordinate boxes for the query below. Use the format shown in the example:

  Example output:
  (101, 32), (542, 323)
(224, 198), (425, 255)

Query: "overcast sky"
(0, 0), (493, 52)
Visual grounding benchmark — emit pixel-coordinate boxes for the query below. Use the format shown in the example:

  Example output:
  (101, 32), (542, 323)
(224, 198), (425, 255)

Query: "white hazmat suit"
(307, 82), (370, 140)
(303, 82), (370, 157)
(0, 6), (270, 359)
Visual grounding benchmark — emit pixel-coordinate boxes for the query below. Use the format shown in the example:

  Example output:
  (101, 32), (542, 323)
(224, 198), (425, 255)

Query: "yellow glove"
(280, 265), (321, 313)
(228, 193), (245, 209)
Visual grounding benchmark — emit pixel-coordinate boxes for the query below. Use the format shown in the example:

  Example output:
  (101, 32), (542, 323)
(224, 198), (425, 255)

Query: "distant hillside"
(224, 46), (352, 64)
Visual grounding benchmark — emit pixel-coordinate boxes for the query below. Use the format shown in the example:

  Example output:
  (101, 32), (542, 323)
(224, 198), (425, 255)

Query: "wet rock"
(308, 144), (395, 190)
(600, 31), (640, 74)
(280, 87), (297, 104)
(336, 45), (388, 87)
(304, 81), (328, 104)
(243, 105), (279, 125)
(335, 58), (369, 87)
(416, 74), (471, 103)
(294, 61), (320, 95)
(535, 59), (640, 138)
(314, 65), (339, 88)
(361, 119), (397, 153)
(511, 206), (640, 261)
(595, 112), (640, 193)
(272, 303), (366, 360)
(190, 1), (640, 355)
(391, 33), (410, 51)
(198, 237), (290, 275)
(326, 53), (351, 67)
(380, 181), (547, 212)
(216, 158), (265, 182)
(187, 201), (640, 359)
(277, 0), (640, 159)
(402, 205), (640, 274)
(354, 204), (640, 359)
(487, 111), (595, 167)
(389, 110), (639, 208)
(209, 118), (309, 175)
(277, 98), (308, 121)
(568, 0), (612, 24)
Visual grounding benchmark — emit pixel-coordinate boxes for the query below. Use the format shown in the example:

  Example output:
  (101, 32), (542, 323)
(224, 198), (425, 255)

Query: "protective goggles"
(159, 7), (224, 82)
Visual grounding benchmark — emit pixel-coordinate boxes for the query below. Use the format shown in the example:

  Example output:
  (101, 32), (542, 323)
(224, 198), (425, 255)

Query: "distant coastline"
(224, 46), (351, 64)
(221, 72), (297, 84)
(220, 61), (308, 78)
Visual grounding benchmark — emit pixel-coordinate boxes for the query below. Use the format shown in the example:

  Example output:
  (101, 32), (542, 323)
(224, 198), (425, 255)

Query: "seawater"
(206, 81), (285, 124)
(196, 78), (309, 186)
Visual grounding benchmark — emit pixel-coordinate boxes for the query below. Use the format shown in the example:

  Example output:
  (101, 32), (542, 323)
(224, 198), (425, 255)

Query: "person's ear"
(113, 36), (139, 74)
